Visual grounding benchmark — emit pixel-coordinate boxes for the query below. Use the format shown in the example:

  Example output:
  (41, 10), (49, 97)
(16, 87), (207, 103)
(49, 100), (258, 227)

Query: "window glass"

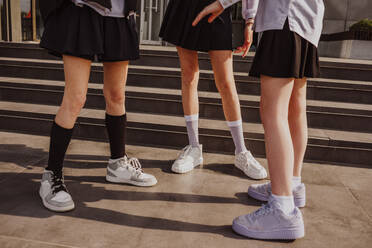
(0, 0), (6, 40)
(35, 0), (43, 40)
(20, 0), (43, 41)
(21, 0), (32, 40)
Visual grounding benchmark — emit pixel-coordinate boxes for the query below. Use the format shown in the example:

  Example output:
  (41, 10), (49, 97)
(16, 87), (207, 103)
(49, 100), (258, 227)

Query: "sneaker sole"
(39, 192), (75, 212)
(171, 158), (203, 174)
(106, 175), (157, 187)
(232, 220), (305, 240)
(247, 188), (306, 208)
(234, 163), (267, 180)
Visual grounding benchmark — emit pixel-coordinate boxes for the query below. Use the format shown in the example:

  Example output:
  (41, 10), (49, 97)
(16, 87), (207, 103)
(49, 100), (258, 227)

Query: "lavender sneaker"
(248, 182), (306, 208)
(232, 197), (305, 240)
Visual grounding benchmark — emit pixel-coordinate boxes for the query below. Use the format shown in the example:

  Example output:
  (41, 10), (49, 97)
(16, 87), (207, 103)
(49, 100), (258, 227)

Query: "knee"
(260, 100), (285, 127)
(260, 102), (271, 126)
(63, 93), (86, 115)
(289, 95), (306, 119)
(104, 89), (125, 106)
(181, 64), (199, 87)
(217, 79), (235, 98)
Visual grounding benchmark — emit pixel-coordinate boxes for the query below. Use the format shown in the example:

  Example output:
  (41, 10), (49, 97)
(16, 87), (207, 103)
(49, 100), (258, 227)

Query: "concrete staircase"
(0, 42), (371, 166)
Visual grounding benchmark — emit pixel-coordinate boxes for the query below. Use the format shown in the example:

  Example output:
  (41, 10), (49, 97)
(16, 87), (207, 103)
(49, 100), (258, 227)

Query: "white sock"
(227, 120), (247, 154)
(292, 176), (302, 188)
(185, 114), (199, 147)
(271, 194), (295, 215)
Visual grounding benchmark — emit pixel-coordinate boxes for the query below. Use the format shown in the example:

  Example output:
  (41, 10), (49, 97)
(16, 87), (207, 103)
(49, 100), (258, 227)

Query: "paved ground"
(0, 131), (371, 248)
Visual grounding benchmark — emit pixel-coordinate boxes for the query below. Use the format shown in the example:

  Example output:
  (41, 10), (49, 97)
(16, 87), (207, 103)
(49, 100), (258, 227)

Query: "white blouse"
(219, 0), (325, 47)
(72, 0), (125, 18)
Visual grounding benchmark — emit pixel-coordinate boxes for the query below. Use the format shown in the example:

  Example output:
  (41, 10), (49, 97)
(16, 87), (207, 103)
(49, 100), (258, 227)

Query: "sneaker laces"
(243, 152), (261, 170)
(177, 146), (192, 160)
(254, 202), (274, 217)
(51, 172), (67, 194)
(127, 157), (143, 174)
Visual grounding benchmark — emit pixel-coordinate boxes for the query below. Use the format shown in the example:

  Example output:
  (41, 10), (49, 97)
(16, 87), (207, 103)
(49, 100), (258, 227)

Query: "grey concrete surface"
(319, 40), (372, 60)
(322, 0), (372, 33)
(0, 131), (371, 248)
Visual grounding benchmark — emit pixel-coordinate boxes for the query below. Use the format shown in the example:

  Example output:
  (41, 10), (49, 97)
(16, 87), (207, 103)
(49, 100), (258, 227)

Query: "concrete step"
(1, 57), (372, 106)
(0, 101), (371, 166)
(0, 77), (371, 133)
(1, 42), (372, 82)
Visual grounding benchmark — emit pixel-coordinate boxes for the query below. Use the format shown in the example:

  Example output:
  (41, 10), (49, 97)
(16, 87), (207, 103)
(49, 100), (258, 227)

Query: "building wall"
(10, 0), (22, 41)
(323, 0), (372, 34)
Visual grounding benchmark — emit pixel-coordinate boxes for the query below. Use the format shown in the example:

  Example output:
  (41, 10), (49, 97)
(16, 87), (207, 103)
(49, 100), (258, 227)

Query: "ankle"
(271, 194), (295, 215)
(235, 148), (248, 155)
(292, 176), (302, 188)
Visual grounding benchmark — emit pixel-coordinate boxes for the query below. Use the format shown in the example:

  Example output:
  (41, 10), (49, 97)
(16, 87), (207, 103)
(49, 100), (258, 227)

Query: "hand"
(234, 24), (254, 58)
(192, 1), (224, 26)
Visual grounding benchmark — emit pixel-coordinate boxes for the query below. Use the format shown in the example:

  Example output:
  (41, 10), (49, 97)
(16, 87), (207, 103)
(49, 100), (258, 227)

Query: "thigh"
(292, 78), (307, 99)
(260, 75), (294, 116)
(208, 50), (234, 87)
(103, 61), (129, 92)
(176, 46), (199, 74)
(289, 78), (307, 113)
(62, 55), (91, 98)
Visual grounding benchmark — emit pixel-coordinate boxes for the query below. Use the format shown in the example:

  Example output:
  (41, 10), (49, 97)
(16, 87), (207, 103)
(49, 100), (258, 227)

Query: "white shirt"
(219, 0), (325, 47)
(72, 0), (125, 18)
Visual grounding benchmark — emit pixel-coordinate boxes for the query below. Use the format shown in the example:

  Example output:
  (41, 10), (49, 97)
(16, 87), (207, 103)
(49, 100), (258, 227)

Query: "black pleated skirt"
(250, 20), (320, 79)
(159, 0), (233, 52)
(40, 1), (139, 62)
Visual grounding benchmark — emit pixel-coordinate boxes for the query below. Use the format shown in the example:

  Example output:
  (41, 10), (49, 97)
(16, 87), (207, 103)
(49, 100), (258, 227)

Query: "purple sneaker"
(248, 182), (306, 208)
(232, 197), (305, 240)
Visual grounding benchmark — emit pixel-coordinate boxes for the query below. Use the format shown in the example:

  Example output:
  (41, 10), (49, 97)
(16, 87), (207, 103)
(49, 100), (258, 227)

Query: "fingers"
(193, 1), (223, 26)
(235, 42), (251, 58)
(192, 10), (206, 26)
(243, 45), (250, 58)
(208, 13), (218, 23)
(234, 46), (245, 54)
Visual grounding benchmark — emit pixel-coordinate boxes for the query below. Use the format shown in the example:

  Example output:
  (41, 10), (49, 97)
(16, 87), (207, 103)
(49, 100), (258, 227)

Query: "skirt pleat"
(249, 20), (320, 78)
(159, 0), (233, 52)
(40, 1), (139, 61)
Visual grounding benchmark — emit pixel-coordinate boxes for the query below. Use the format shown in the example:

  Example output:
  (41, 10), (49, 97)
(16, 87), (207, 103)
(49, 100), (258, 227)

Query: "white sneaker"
(106, 156), (157, 187)
(171, 145), (203, 174)
(232, 196), (305, 240)
(39, 170), (75, 212)
(235, 151), (267, 179)
(248, 182), (306, 207)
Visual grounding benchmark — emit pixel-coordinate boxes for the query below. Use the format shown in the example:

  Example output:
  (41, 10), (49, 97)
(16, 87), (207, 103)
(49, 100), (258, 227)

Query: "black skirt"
(250, 20), (320, 79)
(159, 0), (233, 52)
(40, 1), (139, 62)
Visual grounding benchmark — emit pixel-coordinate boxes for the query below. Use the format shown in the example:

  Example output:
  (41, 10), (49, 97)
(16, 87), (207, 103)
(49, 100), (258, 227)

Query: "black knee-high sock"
(105, 113), (126, 159)
(46, 121), (74, 174)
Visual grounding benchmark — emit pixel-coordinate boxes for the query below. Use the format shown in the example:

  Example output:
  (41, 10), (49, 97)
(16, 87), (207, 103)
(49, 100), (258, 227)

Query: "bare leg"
(208, 50), (267, 180)
(260, 75), (294, 196)
(55, 55), (91, 128)
(177, 46), (200, 116)
(103, 61), (129, 115)
(289, 78), (308, 177)
(208, 50), (241, 121)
